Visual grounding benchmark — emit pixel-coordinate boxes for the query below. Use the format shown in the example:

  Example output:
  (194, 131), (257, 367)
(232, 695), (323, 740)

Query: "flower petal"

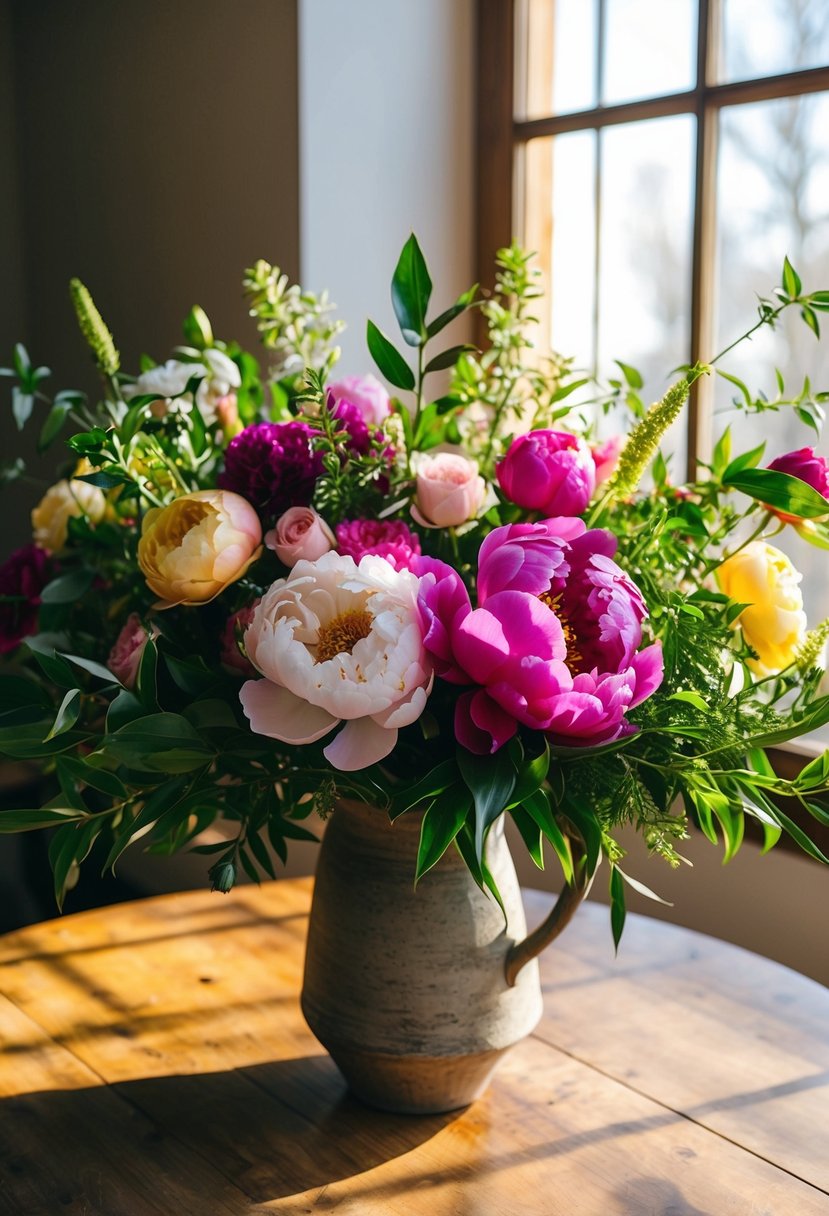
(323, 716), (398, 771)
(239, 679), (337, 743)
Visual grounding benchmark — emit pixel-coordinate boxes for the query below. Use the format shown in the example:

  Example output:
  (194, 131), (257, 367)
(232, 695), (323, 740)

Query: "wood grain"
(1, 879), (828, 1215)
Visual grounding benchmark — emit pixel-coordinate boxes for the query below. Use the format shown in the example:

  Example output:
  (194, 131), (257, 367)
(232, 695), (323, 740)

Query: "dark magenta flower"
(0, 544), (51, 654)
(497, 430), (596, 517)
(416, 521), (662, 754)
(767, 447), (829, 521)
(218, 421), (323, 518)
(336, 519), (421, 571)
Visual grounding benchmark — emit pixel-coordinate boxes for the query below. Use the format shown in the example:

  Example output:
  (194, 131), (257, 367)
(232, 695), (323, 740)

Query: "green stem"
(710, 303), (788, 367)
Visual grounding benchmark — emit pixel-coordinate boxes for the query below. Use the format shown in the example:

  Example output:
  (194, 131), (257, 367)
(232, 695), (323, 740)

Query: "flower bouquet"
(2, 238), (828, 1111)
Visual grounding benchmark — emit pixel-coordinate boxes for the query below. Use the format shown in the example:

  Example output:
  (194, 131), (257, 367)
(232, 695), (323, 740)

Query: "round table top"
(1, 878), (828, 1215)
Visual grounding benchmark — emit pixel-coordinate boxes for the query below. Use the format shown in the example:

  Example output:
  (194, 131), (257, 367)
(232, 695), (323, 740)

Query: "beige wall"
(1, 0), (300, 549)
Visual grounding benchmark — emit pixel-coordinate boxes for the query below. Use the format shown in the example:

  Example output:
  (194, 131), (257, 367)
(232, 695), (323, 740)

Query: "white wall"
(298, 0), (475, 373)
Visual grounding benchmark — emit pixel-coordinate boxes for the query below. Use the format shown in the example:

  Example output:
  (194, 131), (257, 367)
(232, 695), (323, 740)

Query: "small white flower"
(240, 552), (433, 771)
(125, 350), (241, 425)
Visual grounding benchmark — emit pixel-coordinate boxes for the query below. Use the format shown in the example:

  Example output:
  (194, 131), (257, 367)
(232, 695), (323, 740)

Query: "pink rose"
(411, 452), (486, 529)
(590, 435), (624, 486)
(497, 430), (596, 517)
(325, 374), (391, 426)
(108, 614), (157, 688)
(220, 602), (259, 676)
(265, 506), (336, 567)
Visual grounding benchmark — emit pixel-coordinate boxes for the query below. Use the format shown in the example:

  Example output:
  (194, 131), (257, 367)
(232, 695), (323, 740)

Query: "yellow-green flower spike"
(604, 377), (691, 501)
(69, 278), (120, 376)
(796, 616), (829, 674)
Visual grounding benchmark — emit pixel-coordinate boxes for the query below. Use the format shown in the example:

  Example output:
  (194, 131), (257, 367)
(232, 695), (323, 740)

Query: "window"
(476, 0), (829, 626)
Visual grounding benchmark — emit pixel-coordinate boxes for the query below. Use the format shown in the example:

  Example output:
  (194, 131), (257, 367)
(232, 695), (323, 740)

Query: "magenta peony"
(218, 421), (323, 518)
(417, 520), (663, 754)
(336, 518), (421, 571)
(0, 544), (50, 655)
(497, 430), (596, 516)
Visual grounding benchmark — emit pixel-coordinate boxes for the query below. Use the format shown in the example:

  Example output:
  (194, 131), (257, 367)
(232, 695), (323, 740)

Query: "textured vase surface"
(300, 798), (543, 1114)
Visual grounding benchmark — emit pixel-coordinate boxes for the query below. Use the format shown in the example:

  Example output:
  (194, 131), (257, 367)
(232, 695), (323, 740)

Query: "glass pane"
(603, 0), (697, 105)
(720, 0), (829, 84)
(519, 0), (598, 119)
(597, 115), (695, 469)
(714, 93), (829, 628)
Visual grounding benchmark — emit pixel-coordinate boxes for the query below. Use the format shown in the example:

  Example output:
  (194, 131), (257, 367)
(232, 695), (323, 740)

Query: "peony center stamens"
(539, 589), (582, 673)
(315, 608), (374, 663)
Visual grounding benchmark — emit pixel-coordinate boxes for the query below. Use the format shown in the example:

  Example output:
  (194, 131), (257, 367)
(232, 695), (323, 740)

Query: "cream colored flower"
(31, 461), (107, 554)
(240, 552), (432, 771)
(137, 489), (262, 609)
(717, 541), (807, 675)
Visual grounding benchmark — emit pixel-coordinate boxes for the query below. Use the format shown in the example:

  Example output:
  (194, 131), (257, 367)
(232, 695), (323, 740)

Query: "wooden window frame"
(475, 0), (829, 478)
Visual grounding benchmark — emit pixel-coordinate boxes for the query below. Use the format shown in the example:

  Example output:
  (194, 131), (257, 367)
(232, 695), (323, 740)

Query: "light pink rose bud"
(411, 452), (486, 529)
(325, 374), (391, 426)
(265, 506), (336, 567)
(590, 435), (624, 487)
(107, 613), (158, 688)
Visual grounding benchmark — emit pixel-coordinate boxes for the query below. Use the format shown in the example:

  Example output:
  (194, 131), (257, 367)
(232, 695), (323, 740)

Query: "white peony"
(239, 552), (433, 771)
(125, 350), (241, 425)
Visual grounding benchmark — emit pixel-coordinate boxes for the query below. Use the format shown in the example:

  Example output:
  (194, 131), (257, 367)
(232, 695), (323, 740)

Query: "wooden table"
(1, 879), (827, 1215)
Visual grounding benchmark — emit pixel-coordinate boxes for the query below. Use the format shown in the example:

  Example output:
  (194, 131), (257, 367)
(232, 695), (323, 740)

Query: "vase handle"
(504, 835), (591, 988)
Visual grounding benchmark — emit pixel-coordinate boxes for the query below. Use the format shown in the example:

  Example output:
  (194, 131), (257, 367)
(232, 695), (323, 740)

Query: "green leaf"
(366, 320), (415, 391)
(722, 442), (766, 479)
(104, 713), (213, 772)
(616, 867), (673, 906)
(11, 386), (34, 430)
(772, 805), (829, 865)
(49, 819), (100, 911)
(424, 345), (475, 375)
(40, 569), (95, 605)
(801, 305), (820, 339)
(390, 758), (459, 819)
(247, 828), (276, 879)
(425, 285), (477, 339)
(38, 400), (72, 451)
(106, 688), (144, 732)
(0, 807), (87, 833)
(523, 788), (574, 884)
(135, 636), (159, 709)
(391, 233), (432, 345)
(415, 785), (471, 883)
(510, 805), (544, 869)
(57, 755), (127, 799)
(45, 688), (81, 740)
(614, 360), (643, 390)
(723, 467), (829, 519)
(711, 426), (731, 474)
(183, 305), (213, 349)
(75, 469), (132, 490)
(668, 690), (709, 712)
(61, 652), (119, 683)
(609, 866), (626, 951)
(457, 746), (516, 864)
(782, 256), (802, 299)
(509, 740), (551, 806)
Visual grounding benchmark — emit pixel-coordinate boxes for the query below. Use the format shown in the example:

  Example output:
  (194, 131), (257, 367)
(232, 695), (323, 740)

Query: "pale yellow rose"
(137, 489), (262, 609)
(716, 540), (807, 675)
(31, 461), (107, 554)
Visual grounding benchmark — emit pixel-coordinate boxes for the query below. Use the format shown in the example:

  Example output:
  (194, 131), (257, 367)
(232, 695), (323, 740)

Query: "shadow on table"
(1, 1053), (457, 1208)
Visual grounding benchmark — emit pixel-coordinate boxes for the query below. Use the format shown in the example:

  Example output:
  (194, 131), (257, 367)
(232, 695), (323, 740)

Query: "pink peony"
(0, 544), (51, 655)
(325, 374), (391, 426)
(336, 519), (421, 571)
(266, 507), (336, 568)
(411, 452), (486, 529)
(107, 614), (157, 688)
(220, 602), (259, 676)
(417, 521), (662, 754)
(497, 430), (596, 517)
(590, 435), (624, 487)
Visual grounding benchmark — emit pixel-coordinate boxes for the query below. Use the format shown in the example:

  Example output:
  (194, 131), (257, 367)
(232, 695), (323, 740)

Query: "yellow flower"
(137, 489), (262, 609)
(716, 541), (807, 675)
(31, 460), (107, 554)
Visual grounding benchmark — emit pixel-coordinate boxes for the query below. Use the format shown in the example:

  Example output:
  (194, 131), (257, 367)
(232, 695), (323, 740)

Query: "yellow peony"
(31, 461), (107, 554)
(716, 541), (807, 675)
(137, 489), (262, 609)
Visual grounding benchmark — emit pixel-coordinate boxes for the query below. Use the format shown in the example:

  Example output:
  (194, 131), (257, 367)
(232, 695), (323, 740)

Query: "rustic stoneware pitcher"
(301, 798), (588, 1114)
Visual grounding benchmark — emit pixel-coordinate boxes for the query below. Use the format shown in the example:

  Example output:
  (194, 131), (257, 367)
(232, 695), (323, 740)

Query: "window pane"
(720, 0), (829, 84)
(518, 0), (598, 118)
(715, 93), (829, 626)
(603, 0), (697, 105)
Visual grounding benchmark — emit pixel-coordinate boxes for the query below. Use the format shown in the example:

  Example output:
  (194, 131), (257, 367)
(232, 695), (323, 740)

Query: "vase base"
(328, 1042), (509, 1115)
